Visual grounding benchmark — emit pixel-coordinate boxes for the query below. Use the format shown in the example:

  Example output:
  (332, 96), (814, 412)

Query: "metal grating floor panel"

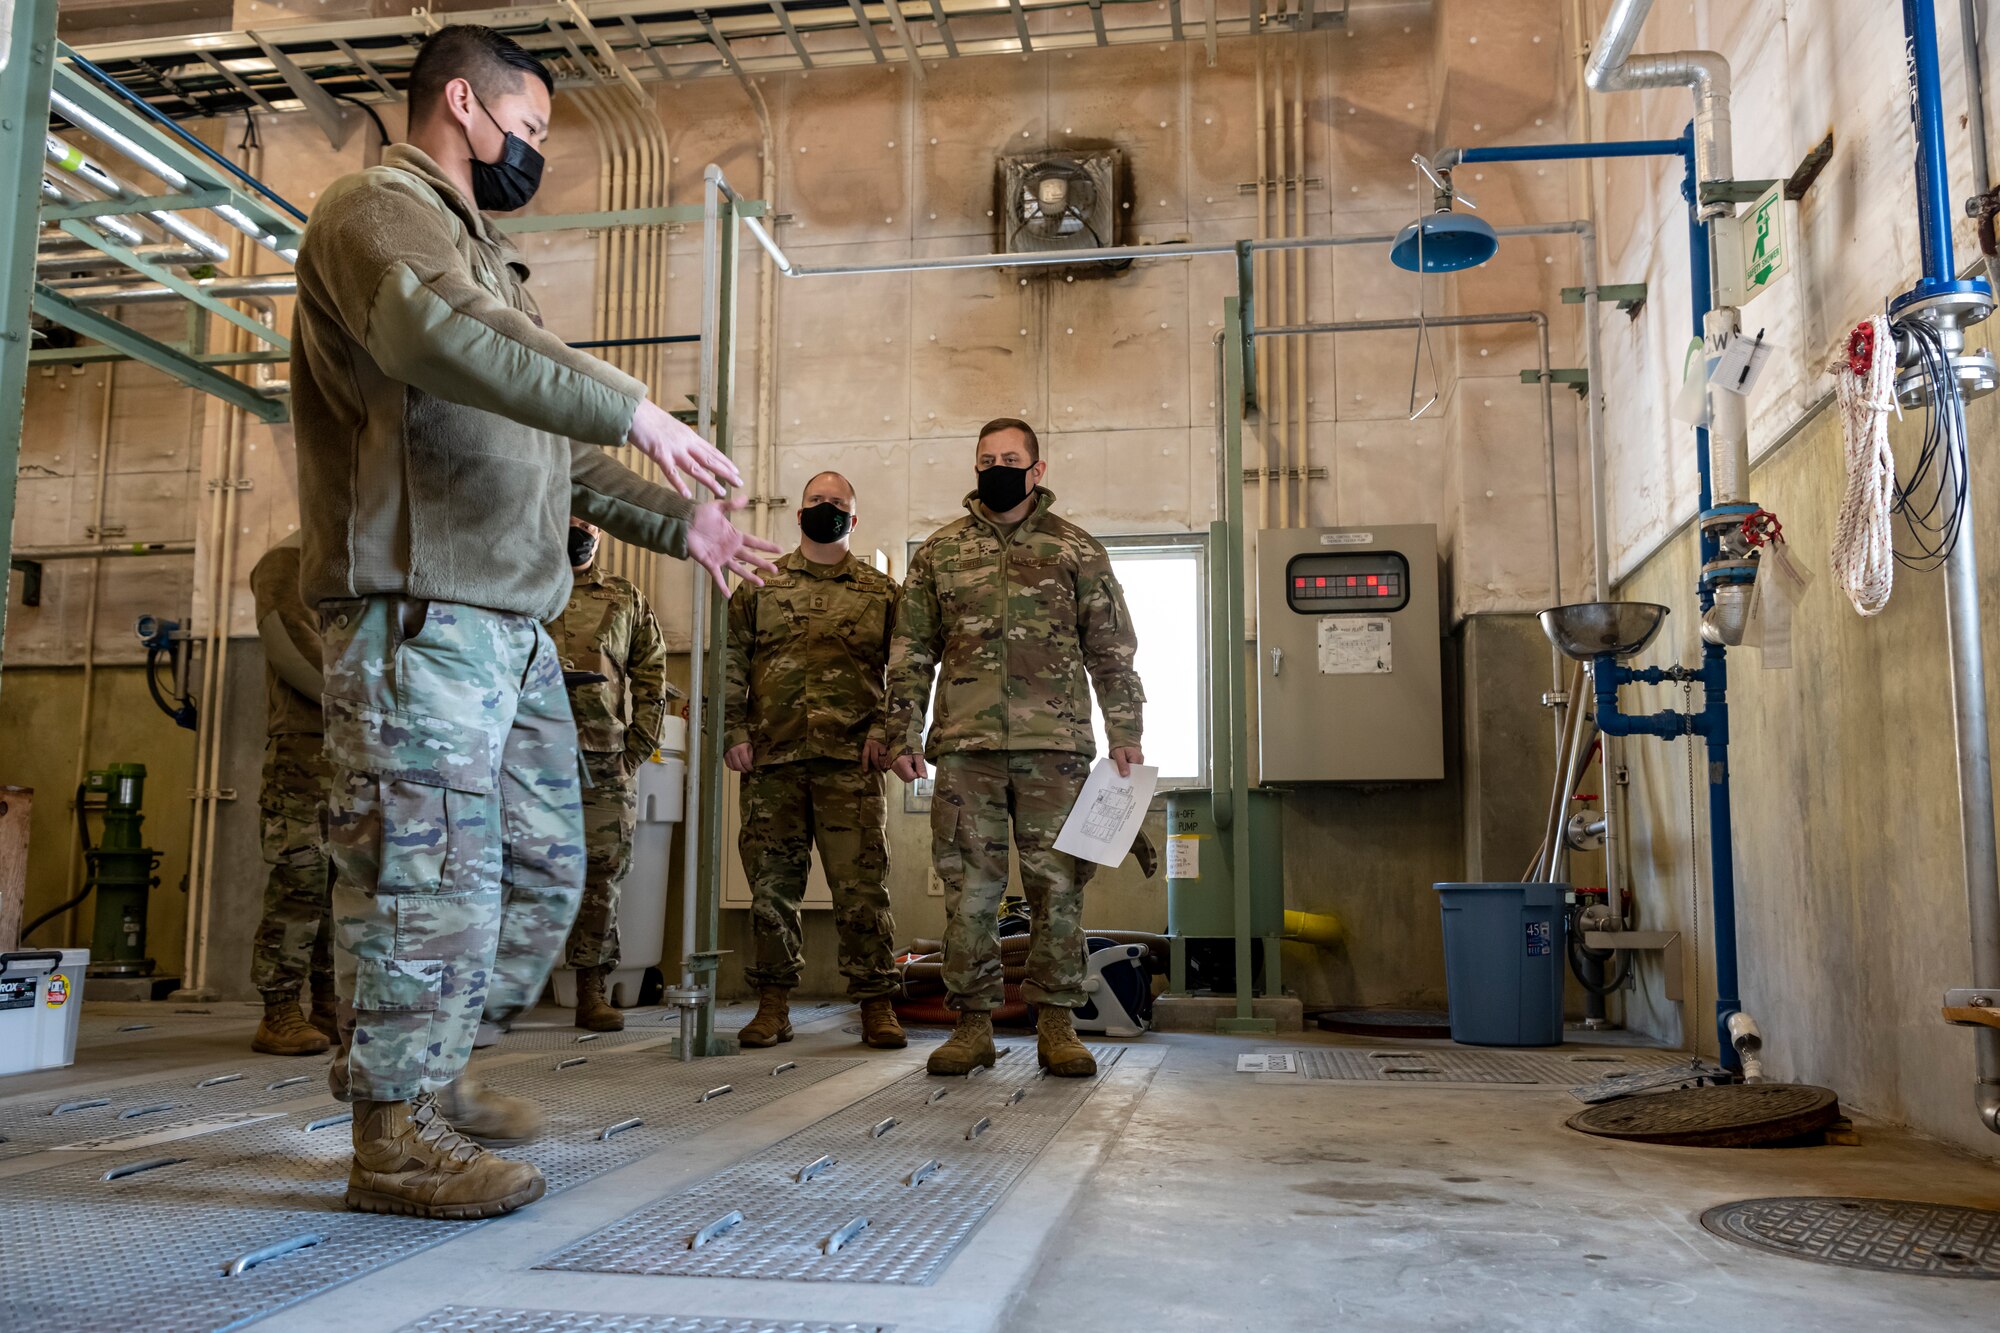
(401, 1308), (892, 1333)
(1292, 1046), (1684, 1086)
(0, 1052), (862, 1333)
(540, 1043), (1123, 1286)
(1702, 1197), (2000, 1277)
(0, 1054), (336, 1161)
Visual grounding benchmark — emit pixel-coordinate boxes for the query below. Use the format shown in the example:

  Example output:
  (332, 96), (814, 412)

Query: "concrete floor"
(5, 999), (1996, 1332)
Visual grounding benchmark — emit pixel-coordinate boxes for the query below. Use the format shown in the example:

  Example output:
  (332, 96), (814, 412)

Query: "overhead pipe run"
(44, 137), (231, 265)
(1583, 0), (1734, 220)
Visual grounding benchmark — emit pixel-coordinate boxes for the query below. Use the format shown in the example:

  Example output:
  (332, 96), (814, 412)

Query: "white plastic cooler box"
(0, 949), (88, 1075)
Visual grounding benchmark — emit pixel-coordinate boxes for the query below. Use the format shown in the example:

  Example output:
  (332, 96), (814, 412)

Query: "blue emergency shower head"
(1390, 210), (1499, 273)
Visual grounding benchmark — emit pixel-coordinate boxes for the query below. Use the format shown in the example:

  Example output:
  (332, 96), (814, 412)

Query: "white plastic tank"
(550, 715), (686, 1009)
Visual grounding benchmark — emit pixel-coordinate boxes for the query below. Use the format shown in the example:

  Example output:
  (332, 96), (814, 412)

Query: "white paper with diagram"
(1054, 758), (1160, 867)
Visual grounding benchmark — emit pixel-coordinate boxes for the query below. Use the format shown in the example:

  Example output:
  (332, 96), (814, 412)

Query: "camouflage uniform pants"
(321, 595), (585, 1103)
(564, 752), (635, 970)
(739, 757), (898, 1000)
(932, 750), (1094, 1011)
(251, 731), (334, 999)
(251, 808), (333, 999)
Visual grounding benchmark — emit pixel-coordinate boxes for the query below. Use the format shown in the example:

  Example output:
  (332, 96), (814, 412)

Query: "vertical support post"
(1217, 297), (1270, 1033)
(696, 195), (742, 1058)
(0, 0), (62, 690)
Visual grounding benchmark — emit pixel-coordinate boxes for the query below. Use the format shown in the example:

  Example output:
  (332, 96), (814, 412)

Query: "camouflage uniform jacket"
(250, 534), (323, 740)
(547, 566), (676, 773)
(724, 549), (900, 766)
(887, 489), (1143, 762)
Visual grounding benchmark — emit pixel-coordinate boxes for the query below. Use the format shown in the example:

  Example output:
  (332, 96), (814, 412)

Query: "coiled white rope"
(1830, 316), (1898, 615)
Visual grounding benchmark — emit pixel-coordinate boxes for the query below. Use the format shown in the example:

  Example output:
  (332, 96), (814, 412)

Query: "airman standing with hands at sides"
(289, 24), (779, 1221)
(886, 419), (1145, 1080)
(723, 472), (906, 1051)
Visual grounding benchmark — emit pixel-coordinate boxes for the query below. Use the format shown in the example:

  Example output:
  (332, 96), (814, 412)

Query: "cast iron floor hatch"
(0, 1052), (861, 1333)
(538, 1042), (1122, 1285)
(401, 1310), (894, 1333)
(1701, 1197), (2000, 1277)
(1566, 1083), (1840, 1146)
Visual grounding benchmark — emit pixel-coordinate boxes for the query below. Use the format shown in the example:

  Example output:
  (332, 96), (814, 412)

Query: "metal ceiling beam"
(1007, 0), (1034, 52)
(768, 2), (817, 69)
(880, 1), (929, 84)
(564, 0), (651, 103)
(71, 2), (1271, 96)
(926, 0), (961, 56)
(32, 286), (288, 422)
(844, 0), (889, 62)
(331, 38), (401, 100)
(196, 49), (278, 113)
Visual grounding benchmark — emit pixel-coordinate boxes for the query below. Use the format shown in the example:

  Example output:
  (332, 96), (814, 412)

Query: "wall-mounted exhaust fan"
(998, 150), (1124, 264)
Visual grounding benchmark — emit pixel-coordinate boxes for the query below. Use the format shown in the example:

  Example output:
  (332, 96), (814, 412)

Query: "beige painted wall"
(1616, 320), (2000, 1160)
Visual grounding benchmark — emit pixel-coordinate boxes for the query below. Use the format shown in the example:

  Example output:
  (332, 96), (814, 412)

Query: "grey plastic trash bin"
(1434, 882), (1566, 1047)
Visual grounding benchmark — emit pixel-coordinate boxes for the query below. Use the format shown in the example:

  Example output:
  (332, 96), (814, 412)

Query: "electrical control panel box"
(1256, 525), (1443, 783)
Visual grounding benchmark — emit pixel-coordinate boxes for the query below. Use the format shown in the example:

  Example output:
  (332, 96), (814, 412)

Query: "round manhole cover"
(1702, 1197), (2000, 1277)
(1315, 1008), (1452, 1040)
(1566, 1082), (1839, 1146)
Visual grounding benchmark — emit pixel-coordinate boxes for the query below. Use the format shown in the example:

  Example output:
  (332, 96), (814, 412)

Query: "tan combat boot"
(927, 1011), (997, 1076)
(433, 1072), (545, 1147)
(737, 986), (793, 1048)
(1036, 1005), (1097, 1078)
(858, 996), (907, 1050)
(308, 981), (339, 1043)
(345, 1095), (545, 1220)
(573, 965), (624, 1032)
(252, 996), (331, 1056)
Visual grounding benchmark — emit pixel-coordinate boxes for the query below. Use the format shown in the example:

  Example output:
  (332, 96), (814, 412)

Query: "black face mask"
(567, 527), (598, 568)
(977, 463), (1035, 514)
(469, 96), (545, 212)
(799, 502), (854, 544)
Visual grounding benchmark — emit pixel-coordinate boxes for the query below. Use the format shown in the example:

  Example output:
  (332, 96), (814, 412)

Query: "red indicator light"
(1295, 577), (1306, 588)
(1316, 577), (1326, 587)
(1378, 586), (1390, 596)
(1367, 576), (1378, 585)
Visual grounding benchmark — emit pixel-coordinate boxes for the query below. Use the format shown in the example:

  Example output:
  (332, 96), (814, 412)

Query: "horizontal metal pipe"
(1443, 139), (1687, 167)
(10, 541), (195, 561)
(60, 275), (297, 306)
(1254, 311), (1544, 337)
(41, 173), (147, 247)
(766, 222), (1588, 279)
(45, 136), (232, 263)
(1582, 0), (1733, 219)
(38, 244), (209, 274)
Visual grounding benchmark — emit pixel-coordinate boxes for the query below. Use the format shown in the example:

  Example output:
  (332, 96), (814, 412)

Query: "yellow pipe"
(1284, 909), (1343, 948)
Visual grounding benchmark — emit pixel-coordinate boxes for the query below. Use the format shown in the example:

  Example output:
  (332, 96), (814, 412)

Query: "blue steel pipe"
(1454, 139), (1688, 165)
(1903, 0), (1961, 287)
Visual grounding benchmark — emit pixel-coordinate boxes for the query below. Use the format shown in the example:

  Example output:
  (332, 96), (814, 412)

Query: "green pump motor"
(79, 763), (164, 977)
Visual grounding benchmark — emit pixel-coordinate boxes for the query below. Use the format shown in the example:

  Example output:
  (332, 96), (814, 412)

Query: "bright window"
(1091, 539), (1206, 784)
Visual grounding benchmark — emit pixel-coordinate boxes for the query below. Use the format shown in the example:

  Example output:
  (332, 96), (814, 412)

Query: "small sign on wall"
(1317, 617), (1393, 674)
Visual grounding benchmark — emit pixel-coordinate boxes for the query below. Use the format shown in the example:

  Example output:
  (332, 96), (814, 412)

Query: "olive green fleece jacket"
(290, 144), (695, 621)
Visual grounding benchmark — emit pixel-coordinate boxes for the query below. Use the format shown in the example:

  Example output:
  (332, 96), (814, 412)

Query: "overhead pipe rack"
(68, 0), (1340, 126)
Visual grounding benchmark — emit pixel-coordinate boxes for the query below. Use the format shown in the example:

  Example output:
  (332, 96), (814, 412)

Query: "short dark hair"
(407, 25), (553, 125)
(802, 470), (855, 503)
(976, 417), (1040, 464)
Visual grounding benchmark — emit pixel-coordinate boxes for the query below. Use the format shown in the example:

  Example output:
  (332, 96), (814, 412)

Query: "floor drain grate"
(1567, 1083), (1840, 1147)
(0, 1053), (861, 1333)
(1702, 1197), (2000, 1277)
(400, 1308), (894, 1333)
(1293, 1047), (1683, 1087)
(540, 1044), (1121, 1285)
